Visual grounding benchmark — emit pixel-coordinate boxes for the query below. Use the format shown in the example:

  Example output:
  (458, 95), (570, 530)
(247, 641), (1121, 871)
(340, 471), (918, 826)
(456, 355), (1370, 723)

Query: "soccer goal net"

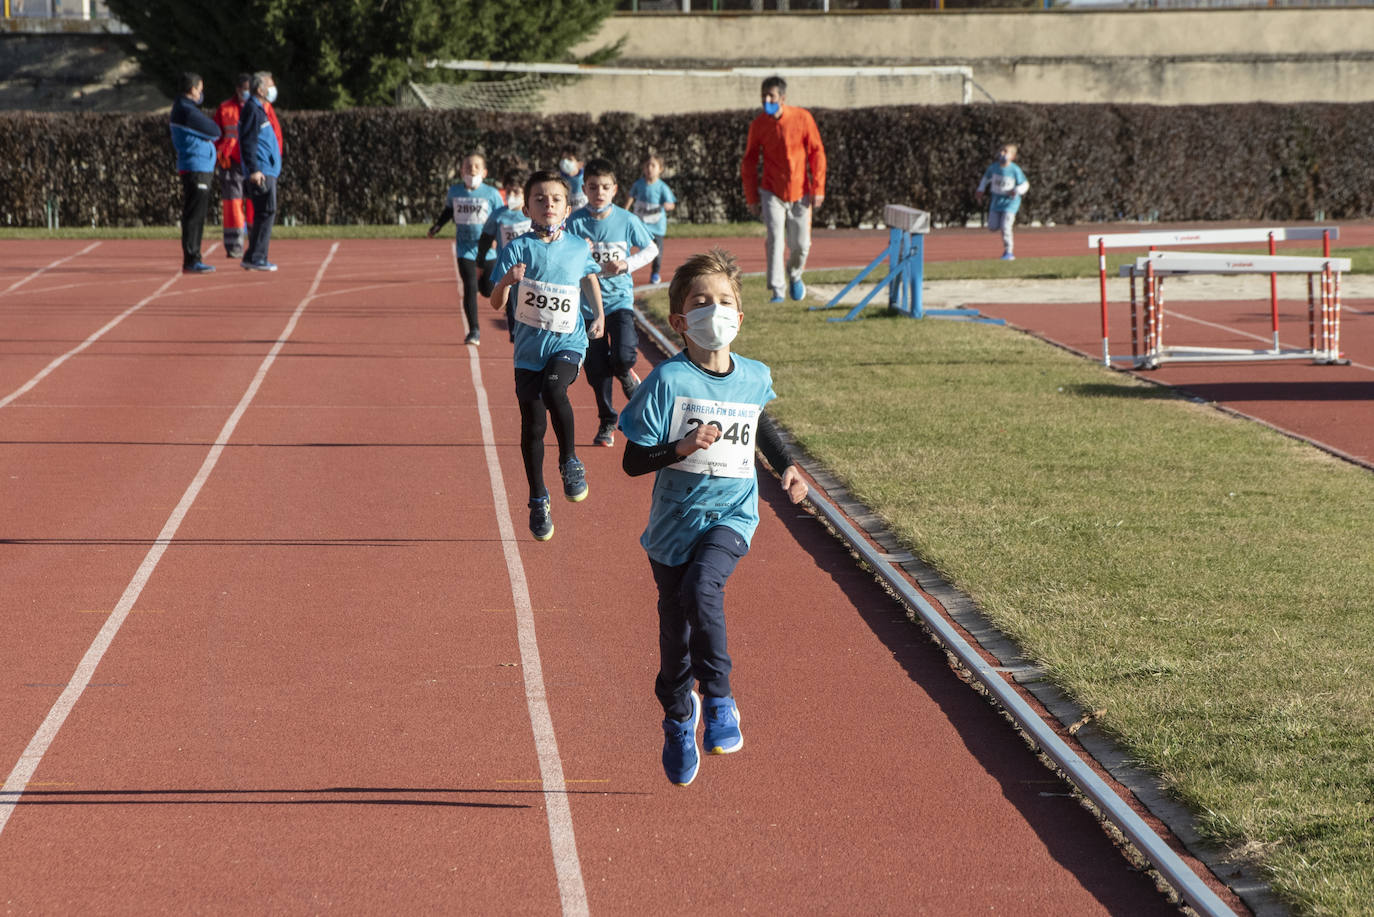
(403, 60), (982, 115)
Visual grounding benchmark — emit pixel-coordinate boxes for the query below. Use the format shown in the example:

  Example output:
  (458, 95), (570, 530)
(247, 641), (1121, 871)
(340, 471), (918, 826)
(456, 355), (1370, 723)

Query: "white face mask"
(559, 158), (578, 175)
(265, 85), (278, 104)
(463, 173), (483, 190)
(682, 305), (739, 352)
(506, 194), (523, 211)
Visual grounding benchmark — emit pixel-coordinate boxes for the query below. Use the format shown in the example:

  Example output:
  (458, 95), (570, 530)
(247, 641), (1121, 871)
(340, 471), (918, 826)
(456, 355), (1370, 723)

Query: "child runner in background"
(475, 168), (532, 341)
(489, 170), (605, 541)
(428, 152), (504, 344)
(626, 154), (676, 284)
(559, 144), (588, 211)
(566, 158), (659, 448)
(618, 248), (808, 786)
(975, 143), (1030, 261)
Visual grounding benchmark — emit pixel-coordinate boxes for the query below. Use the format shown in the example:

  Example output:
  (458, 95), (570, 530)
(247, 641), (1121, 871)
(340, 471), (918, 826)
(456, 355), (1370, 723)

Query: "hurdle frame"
(1088, 226), (1339, 368)
(1119, 250), (1349, 369)
(817, 204), (1003, 325)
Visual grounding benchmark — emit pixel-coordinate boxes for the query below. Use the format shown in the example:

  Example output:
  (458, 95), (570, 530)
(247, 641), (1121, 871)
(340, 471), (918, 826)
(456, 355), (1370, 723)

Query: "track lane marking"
(0, 242), (339, 839)
(1, 242), (101, 296)
(0, 244), (220, 410)
(1166, 308), (1374, 372)
(465, 337), (588, 915)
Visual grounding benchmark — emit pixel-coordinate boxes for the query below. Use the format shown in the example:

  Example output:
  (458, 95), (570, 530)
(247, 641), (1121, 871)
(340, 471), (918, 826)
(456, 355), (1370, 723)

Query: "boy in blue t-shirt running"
(975, 143), (1030, 261)
(625, 154), (676, 284)
(428, 152), (505, 344)
(475, 169), (532, 340)
(566, 158), (659, 448)
(490, 170), (606, 541)
(618, 248), (808, 786)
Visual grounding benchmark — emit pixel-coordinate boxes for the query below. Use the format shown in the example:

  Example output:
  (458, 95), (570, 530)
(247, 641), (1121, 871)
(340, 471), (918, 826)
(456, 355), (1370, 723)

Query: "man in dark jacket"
(239, 71), (282, 272)
(168, 71), (221, 273)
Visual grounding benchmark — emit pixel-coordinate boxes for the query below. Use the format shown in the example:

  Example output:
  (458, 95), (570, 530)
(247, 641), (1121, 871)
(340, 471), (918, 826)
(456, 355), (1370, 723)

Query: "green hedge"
(2, 103), (1370, 229)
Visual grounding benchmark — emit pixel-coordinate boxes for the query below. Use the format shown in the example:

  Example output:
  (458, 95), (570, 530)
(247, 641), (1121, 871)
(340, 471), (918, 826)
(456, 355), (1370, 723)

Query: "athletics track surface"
(0, 231), (1314, 914)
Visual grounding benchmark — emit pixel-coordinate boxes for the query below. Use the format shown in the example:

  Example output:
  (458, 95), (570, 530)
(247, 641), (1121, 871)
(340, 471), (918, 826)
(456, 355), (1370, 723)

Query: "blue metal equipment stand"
(812, 205), (1004, 325)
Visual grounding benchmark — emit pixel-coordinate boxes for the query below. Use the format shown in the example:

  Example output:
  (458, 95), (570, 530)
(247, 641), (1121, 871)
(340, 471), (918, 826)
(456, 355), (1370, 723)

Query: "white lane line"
(0, 242), (339, 839)
(466, 348), (588, 916)
(1, 242), (102, 296)
(1168, 308), (1374, 372)
(0, 243), (219, 411)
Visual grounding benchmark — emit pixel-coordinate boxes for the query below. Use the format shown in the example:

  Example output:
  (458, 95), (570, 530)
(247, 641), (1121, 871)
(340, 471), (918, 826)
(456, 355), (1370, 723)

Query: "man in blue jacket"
(168, 72), (221, 274)
(238, 71), (282, 272)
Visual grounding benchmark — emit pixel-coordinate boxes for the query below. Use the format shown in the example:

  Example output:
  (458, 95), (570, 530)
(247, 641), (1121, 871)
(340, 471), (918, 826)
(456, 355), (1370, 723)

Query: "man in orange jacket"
(215, 73), (282, 259)
(740, 75), (826, 303)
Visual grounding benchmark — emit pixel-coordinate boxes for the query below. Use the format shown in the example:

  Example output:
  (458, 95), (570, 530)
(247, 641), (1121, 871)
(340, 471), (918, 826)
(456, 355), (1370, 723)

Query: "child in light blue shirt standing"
(975, 143), (1029, 261)
(626, 154), (676, 284)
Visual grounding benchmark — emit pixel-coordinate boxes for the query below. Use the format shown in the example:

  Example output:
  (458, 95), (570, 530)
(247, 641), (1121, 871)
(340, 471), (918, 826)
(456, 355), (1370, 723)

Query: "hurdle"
(816, 204), (1003, 324)
(1119, 251), (1349, 369)
(1089, 226), (1339, 367)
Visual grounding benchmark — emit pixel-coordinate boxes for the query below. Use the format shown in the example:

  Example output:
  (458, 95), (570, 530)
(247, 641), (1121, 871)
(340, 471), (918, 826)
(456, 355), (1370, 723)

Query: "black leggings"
(515, 358), (580, 500)
(456, 257), (480, 334)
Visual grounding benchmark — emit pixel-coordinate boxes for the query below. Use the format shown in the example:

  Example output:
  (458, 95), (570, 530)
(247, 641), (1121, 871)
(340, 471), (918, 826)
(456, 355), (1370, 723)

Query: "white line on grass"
(0, 243), (220, 410)
(0, 242), (339, 839)
(465, 343), (588, 916)
(1, 242), (101, 296)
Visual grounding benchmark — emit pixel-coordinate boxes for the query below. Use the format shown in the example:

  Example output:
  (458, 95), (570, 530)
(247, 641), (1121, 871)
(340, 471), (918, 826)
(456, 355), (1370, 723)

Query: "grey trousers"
(988, 208), (1017, 254)
(761, 189), (812, 296)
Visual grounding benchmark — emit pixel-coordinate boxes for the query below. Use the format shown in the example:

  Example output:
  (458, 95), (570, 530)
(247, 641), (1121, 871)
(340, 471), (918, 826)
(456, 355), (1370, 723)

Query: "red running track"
(0, 239), (1225, 913)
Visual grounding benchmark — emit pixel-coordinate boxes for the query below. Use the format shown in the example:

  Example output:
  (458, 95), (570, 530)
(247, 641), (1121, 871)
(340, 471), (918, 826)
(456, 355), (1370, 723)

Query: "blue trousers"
(583, 308), (639, 423)
(243, 174), (277, 266)
(649, 526), (749, 720)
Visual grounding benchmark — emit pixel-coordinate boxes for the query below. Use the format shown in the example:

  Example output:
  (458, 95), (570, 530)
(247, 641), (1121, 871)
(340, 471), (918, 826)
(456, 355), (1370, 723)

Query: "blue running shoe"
(1000, 252), (1016, 261)
(183, 262), (215, 274)
(528, 495), (554, 541)
(703, 696), (743, 754)
(560, 456), (588, 502)
(662, 691), (701, 786)
(768, 293), (784, 303)
(650, 272), (661, 284)
(789, 278), (806, 301)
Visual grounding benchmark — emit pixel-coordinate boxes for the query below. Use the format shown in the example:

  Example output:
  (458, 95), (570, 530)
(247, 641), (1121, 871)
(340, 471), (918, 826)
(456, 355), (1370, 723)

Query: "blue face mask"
(763, 100), (780, 116)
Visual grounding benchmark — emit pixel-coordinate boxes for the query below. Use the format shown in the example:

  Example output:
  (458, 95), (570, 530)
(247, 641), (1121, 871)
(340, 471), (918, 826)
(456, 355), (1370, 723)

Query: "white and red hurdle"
(1088, 227), (1347, 369)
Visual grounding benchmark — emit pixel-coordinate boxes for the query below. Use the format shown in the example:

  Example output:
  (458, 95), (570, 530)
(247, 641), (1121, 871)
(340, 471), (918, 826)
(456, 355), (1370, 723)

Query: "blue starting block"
(812, 204), (1004, 325)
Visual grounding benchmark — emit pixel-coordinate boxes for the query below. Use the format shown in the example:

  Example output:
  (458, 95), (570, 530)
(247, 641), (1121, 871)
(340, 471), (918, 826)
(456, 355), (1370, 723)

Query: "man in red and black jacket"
(215, 72), (283, 260)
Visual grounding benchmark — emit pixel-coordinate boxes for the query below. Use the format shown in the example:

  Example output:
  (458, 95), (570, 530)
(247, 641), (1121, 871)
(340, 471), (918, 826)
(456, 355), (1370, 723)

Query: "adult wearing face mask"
(239, 71), (283, 272)
(214, 72), (281, 259)
(740, 75), (826, 304)
(168, 71), (221, 274)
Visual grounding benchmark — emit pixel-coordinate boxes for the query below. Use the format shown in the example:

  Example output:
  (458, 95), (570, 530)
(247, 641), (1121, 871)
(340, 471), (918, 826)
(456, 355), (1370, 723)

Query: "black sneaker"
(559, 456), (588, 502)
(593, 422), (615, 447)
(528, 496), (553, 541)
(617, 369), (641, 399)
(464, 330), (480, 346)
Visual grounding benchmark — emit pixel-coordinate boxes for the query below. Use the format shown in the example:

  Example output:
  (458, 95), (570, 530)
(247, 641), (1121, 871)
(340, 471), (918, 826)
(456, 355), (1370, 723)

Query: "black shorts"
(513, 350), (582, 403)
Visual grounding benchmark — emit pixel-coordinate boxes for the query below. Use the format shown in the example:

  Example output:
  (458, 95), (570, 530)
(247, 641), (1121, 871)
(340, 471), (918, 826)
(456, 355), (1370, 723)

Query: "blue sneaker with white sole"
(559, 456), (588, 502)
(528, 495), (554, 541)
(789, 278), (806, 301)
(662, 691), (701, 786)
(703, 696), (743, 754)
(768, 293), (784, 303)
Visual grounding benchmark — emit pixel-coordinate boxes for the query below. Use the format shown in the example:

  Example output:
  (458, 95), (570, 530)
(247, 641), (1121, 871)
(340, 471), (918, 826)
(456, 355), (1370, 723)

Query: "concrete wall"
(567, 9), (1374, 110)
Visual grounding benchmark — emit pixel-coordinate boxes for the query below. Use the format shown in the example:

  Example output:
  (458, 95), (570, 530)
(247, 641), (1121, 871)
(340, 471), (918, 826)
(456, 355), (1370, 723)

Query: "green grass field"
(9, 225), (1373, 913)
(640, 278), (1374, 917)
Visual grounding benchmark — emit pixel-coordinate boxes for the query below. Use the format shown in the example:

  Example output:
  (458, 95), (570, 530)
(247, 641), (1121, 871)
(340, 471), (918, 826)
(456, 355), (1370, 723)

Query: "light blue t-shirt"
(627, 177), (676, 238)
(482, 205), (532, 255)
(566, 205), (657, 316)
(445, 182), (504, 259)
(979, 162), (1028, 215)
(618, 351), (777, 566)
(494, 231), (599, 372)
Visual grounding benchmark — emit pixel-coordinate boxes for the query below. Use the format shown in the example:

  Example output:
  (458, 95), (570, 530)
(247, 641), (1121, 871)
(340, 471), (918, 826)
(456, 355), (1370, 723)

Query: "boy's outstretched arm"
(490, 263), (523, 311)
(427, 204), (452, 238)
(581, 275), (605, 339)
(475, 232), (497, 295)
